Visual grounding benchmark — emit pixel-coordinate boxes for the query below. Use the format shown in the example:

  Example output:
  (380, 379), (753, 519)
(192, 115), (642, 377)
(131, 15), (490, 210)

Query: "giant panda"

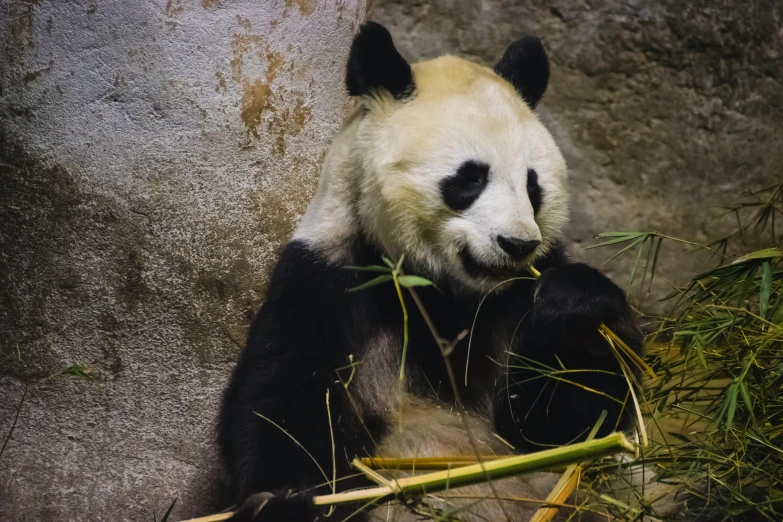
(217, 22), (643, 522)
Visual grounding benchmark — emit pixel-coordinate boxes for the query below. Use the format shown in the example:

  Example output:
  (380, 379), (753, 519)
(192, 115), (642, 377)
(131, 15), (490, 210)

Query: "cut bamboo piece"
(528, 410), (608, 522)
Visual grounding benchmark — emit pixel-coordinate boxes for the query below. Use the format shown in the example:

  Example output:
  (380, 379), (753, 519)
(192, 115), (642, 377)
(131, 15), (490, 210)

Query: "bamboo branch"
(181, 433), (635, 522)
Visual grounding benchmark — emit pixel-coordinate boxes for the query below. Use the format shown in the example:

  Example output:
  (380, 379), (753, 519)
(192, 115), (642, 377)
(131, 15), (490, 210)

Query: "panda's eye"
(440, 160), (489, 211)
(527, 168), (542, 214)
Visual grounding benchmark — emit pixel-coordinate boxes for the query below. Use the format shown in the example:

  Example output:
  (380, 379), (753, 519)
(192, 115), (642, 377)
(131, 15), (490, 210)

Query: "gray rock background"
(0, 1), (368, 520)
(375, 0), (783, 311)
(1, 0), (782, 521)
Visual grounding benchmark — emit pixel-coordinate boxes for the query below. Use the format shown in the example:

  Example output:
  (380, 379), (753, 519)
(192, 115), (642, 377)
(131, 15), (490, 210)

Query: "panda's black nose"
(496, 236), (540, 260)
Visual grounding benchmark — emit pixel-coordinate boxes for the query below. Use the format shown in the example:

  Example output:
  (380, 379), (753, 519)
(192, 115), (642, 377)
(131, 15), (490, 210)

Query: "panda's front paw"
(530, 263), (636, 356)
(229, 490), (322, 522)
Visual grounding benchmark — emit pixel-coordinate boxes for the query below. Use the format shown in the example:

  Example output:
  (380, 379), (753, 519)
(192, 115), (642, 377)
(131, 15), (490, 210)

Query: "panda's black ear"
(346, 22), (414, 99)
(494, 36), (549, 109)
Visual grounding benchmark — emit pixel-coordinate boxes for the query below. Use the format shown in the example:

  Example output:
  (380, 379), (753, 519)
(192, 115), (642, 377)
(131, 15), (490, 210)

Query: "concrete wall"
(375, 0), (783, 310)
(0, 1), (368, 520)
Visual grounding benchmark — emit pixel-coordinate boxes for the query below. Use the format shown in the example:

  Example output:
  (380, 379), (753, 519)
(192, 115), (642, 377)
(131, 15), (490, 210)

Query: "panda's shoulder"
(260, 239), (363, 308)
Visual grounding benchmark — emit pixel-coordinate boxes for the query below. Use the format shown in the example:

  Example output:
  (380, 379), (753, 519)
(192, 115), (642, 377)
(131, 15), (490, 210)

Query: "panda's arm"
(217, 241), (377, 516)
(493, 257), (643, 453)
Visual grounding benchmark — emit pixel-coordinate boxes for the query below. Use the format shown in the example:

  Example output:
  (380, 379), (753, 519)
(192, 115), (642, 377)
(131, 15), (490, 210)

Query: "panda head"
(347, 23), (568, 294)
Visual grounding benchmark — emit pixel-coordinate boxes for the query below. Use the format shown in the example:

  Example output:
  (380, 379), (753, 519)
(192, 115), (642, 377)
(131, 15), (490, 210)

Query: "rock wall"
(0, 1), (368, 520)
(375, 0), (783, 309)
(2, 1), (782, 520)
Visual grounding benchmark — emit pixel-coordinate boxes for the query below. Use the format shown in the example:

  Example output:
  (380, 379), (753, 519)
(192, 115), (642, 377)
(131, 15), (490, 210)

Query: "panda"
(217, 22), (643, 522)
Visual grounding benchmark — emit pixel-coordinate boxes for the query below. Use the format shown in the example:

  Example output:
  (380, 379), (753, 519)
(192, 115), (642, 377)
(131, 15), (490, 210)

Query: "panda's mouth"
(459, 249), (523, 279)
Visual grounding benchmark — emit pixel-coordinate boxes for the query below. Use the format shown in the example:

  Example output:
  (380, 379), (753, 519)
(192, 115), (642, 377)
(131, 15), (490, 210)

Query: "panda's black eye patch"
(527, 168), (542, 214)
(441, 161), (490, 211)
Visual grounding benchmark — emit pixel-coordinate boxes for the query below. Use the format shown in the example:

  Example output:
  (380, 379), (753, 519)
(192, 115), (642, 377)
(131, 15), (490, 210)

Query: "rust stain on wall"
(253, 168), (316, 248)
(236, 15), (252, 30)
(289, 98), (312, 134)
(265, 49), (284, 83)
(230, 32), (261, 82)
(215, 72), (227, 93)
(165, 0), (183, 16)
(253, 195), (298, 248)
(229, 13), (312, 147)
(284, 0), (314, 16)
(264, 97), (312, 155)
(241, 80), (274, 137)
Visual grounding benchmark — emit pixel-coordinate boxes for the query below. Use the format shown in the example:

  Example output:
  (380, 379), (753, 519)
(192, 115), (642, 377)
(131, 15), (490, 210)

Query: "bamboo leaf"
(585, 232), (647, 250)
(694, 334), (708, 370)
(760, 262), (773, 319)
(738, 381), (757, 426)
(343, 265), (393, 273)
(723, 382), (739, 436)
(600, 236), (648, 266)
(732, 248), (782, 265)
(382, 256), (395, 268)
(628, 235), (648, 288)
(158, 497), (178, 522)
(63, 364), (95, 380)
(397, 275), (435, 288)
(736, 266), (758, 309)
(649, 236), (663, 292)
(594, 232), (648, 237)
(774, 297), (783, 325)
(347, 275), (393, 292)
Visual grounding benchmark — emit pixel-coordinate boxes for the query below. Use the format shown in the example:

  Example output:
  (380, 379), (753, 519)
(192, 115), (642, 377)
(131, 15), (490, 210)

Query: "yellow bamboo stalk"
(359, 455), (509, 470)
(528, 464), (581, 522)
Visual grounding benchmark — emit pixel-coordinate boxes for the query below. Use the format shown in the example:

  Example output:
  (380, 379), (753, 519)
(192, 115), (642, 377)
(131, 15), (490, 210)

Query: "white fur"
(295, 55), (568, 293)
(366, 396), (604, 521)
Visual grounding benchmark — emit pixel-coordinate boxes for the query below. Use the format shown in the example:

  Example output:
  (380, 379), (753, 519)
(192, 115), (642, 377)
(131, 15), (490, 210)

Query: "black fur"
(494, 263), (643, 451)
(527, 168), (542, 213)
(218, 241), (383, 507)
(217, 237), (643, 521)
(440, 160), (490, 212)
(346, 22), (414, 99)
(494, 36), (550, 109)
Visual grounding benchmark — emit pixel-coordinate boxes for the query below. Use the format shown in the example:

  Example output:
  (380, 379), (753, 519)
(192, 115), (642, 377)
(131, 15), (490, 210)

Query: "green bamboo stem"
(313, 433), (634, 506)
(181, 433), (634, 522)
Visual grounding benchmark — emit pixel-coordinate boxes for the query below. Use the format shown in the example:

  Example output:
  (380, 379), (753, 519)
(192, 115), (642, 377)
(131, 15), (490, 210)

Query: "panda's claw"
(228, 490), (322, 522)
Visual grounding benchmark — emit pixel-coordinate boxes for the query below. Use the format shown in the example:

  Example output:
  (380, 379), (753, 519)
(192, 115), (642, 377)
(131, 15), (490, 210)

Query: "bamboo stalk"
(528, 466), (581, 522)
(181, 433), (634, 522)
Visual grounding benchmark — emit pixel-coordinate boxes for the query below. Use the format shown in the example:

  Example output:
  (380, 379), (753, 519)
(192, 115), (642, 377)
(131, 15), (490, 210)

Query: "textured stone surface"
(2, 1), (782, 520)
(375, 0), (783, 310)
(0, 1), (367, 520)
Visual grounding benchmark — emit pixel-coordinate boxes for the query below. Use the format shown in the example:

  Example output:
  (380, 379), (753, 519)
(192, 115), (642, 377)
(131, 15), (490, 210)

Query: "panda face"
(355, 56), (568, 293)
